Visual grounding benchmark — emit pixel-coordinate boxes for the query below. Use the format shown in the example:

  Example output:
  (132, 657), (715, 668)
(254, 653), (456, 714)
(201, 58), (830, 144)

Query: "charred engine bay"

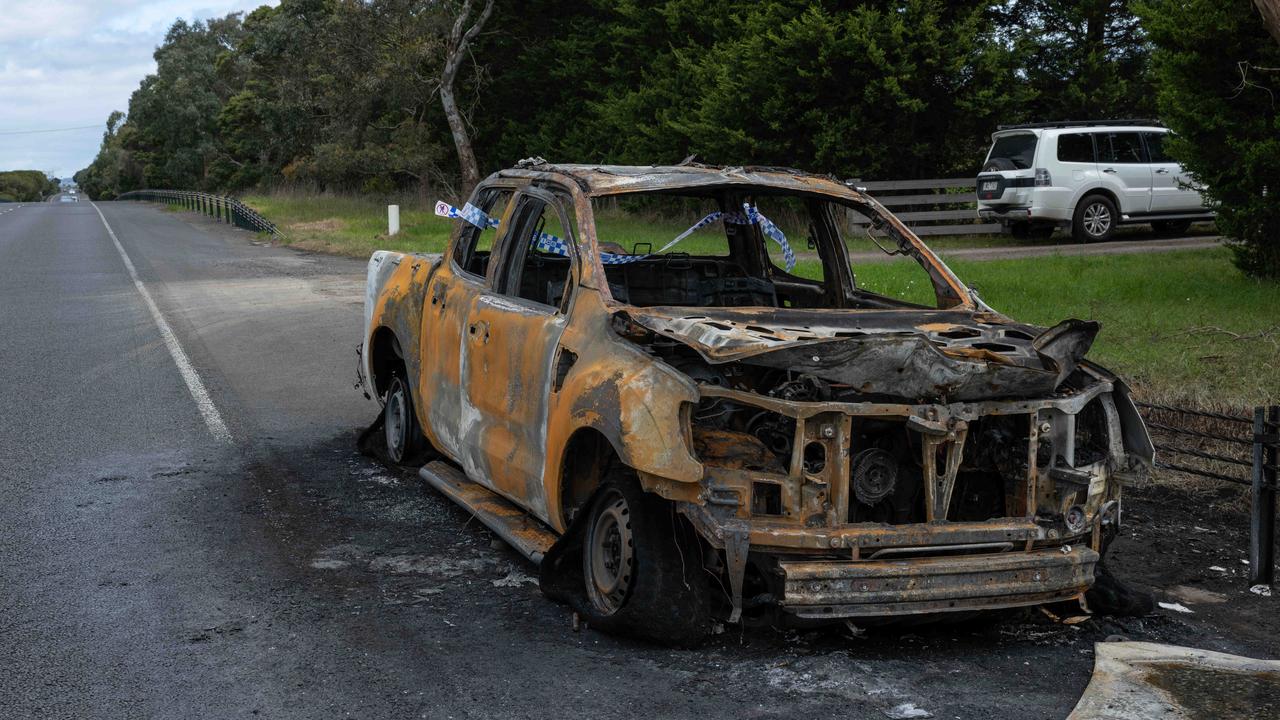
(617, 309), (1114, 528)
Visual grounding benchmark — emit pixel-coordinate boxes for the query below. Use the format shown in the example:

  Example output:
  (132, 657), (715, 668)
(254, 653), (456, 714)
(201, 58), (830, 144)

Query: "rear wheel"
(1151, 219), (1192, 236)
(1072, 195), (1117, 243)
(383, 372), (425, 464)
(578, 473), (710, 645)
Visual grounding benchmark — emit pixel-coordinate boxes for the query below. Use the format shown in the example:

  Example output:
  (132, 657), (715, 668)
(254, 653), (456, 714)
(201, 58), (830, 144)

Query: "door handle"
(1155, 168), (1170, 174)
(1102, 167), (1117, 174)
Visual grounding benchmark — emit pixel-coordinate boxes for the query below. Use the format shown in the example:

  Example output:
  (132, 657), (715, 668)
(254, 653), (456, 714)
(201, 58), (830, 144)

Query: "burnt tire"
(383, 372), (426, 465)
(1151, 219), (1192, 236)
(545, 472), (710, 646)
(1072, 194), (1117, 243)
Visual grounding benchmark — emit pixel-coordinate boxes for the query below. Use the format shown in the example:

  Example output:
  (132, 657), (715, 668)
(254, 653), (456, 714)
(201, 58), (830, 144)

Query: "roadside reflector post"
(1251, 405), (1278, 586)
(388, 204), (400, 236)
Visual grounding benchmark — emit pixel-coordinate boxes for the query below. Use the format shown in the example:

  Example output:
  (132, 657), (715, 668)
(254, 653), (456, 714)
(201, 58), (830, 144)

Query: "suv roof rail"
(996, 119), (1163, 131)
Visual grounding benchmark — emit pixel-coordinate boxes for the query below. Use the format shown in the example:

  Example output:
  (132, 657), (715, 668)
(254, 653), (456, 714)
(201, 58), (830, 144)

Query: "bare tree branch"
(1255, 0), (1280, 45)
(439, 0), (494, 197)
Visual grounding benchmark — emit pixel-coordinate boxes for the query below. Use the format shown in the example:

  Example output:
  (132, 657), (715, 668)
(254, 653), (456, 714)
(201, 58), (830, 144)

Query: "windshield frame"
(571, 185), (974, 312)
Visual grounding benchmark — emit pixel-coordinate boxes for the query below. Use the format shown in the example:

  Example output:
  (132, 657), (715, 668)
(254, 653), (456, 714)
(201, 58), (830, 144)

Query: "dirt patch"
(288, 218), (347, 232)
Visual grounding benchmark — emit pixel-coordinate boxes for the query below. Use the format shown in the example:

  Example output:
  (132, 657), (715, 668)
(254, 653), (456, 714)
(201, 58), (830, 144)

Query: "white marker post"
(388, 204), (400, 236)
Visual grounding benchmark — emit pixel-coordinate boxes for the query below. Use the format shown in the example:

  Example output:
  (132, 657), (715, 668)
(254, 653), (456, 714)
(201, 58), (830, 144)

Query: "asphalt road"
(0, 202), (1268, 719)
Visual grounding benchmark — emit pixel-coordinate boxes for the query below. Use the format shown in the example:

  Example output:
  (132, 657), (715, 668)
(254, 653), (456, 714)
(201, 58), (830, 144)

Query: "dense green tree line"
(75, 0), (1153, 197)
(1137, 0), (1280, 279)
(0, 170), (59, 202)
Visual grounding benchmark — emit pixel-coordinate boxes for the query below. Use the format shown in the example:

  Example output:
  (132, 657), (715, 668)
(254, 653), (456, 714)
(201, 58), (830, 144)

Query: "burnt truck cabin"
(358, 162), (1155, 644)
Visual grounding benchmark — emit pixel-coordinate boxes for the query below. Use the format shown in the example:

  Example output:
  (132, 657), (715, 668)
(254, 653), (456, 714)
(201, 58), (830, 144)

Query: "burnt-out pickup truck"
(358, 161), (1153, 644)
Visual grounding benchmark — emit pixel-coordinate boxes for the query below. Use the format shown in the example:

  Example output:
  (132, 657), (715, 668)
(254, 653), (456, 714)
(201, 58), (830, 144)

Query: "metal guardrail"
(849, 177), (999, 236)
(1135, 401), (1279, 585)
(117, 190), (280, 237)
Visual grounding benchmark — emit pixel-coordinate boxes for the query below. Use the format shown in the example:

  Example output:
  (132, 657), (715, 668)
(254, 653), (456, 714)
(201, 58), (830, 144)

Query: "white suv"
(976, 121), (1213, 242)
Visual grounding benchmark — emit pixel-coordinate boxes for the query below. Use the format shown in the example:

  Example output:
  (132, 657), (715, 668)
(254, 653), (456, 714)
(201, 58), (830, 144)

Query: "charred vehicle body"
(358, 161), (1154, 644)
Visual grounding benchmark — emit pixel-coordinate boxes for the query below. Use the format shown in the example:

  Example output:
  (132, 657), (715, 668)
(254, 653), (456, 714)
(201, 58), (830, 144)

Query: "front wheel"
(1072, 195), (1117, 243)
(383, 373), (425, 464)
(584, 487), (636, 614)
(579, 475), (710, 645)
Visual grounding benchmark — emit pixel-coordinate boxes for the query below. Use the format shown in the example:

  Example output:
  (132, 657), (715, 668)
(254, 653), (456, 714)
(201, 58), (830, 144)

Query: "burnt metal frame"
(1135, 401), (1279, 586)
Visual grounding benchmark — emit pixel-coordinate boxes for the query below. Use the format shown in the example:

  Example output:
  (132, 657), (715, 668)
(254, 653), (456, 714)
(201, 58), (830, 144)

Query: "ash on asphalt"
(242, 424), (1278, 719)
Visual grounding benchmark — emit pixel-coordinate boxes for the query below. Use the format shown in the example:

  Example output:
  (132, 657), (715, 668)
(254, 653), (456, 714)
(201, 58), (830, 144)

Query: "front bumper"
(777, 546), (1098, 618)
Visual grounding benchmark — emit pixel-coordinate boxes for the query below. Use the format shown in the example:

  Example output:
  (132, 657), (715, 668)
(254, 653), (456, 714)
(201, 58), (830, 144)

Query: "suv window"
(1056, 133), (1095, 163)
(1098, 132), (1147, 164)
(453, 188), (514, 278)
(1144, 132), (1174, 163)
(987, 134), (1037, 169)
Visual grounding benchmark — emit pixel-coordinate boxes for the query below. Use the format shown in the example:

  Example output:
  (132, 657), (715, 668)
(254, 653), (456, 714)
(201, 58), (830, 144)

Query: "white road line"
(90, 201), (233, 443)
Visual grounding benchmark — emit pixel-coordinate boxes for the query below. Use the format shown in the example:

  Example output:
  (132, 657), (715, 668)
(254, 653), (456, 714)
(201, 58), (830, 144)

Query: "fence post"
(1251, 406), (1278, 586)
(388, 204), (400, 236)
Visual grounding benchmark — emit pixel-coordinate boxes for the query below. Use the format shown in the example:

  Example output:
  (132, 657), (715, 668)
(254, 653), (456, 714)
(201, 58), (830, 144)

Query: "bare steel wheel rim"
(1083, 202), (1111, 237)
(385, 382), (407, 461)
(585, 491), (635, 614)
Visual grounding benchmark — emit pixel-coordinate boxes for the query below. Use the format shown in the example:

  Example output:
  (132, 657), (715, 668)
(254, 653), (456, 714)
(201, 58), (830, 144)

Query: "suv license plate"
(982, 181), (998, 192)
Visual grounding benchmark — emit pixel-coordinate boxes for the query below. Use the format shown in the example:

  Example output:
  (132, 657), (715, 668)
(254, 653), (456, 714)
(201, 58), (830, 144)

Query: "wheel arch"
(555, 427), (621, 531)
(1074, 186), (1120, 216)
(367, 326), (404, 399)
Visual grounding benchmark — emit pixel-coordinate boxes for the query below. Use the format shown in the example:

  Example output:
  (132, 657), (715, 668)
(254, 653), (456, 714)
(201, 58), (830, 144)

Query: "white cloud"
(0, 1), (277, 177)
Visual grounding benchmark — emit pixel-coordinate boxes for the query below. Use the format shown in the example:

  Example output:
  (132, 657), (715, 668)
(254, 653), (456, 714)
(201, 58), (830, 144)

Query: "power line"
(0, 121), (102, 134)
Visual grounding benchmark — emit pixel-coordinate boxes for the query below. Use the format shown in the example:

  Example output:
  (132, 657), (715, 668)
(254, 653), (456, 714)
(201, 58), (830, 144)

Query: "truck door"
(457, 188), (577, 522)
(418, 186), (515, 460)
(1097, 132), (1153, 213)
(1145, 131), (1205, 213)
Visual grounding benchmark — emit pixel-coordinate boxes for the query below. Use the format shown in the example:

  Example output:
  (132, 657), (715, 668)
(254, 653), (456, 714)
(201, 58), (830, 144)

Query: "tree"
(1137, 0), (1280, 278)
(1256, 0), (1280, 43)
(439, 0), (494, 195)
(996, 0), (1154, 121)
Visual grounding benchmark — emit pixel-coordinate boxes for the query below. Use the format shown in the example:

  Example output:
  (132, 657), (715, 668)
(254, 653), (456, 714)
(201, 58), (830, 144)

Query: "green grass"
(238, 193), (1272, 406)
(242, 193), (455, 256)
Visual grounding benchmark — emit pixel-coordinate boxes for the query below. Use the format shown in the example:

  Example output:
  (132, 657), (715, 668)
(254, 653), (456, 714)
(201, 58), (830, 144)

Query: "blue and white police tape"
(534, 231), (571, 257)
(741, 203), (796, 271)
(434, 200), (794, 270)
(434, 200), (497, 229)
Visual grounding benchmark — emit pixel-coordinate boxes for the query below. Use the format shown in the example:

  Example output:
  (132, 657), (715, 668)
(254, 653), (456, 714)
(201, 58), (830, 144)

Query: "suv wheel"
(1073, 195), (1117, 243)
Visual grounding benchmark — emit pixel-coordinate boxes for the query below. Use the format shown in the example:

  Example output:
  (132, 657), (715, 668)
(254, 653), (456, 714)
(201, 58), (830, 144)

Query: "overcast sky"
(0, 1), (277, 179)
